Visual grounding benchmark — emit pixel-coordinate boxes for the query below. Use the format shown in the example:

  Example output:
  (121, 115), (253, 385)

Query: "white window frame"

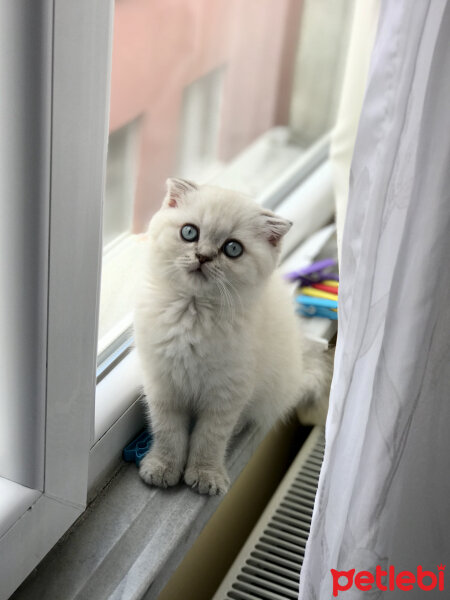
(0, 2), (113, 598)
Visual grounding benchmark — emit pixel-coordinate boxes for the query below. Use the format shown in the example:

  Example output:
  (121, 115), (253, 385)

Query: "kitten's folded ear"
(260, 210), (292, 247)
(164, 177), (199, 208)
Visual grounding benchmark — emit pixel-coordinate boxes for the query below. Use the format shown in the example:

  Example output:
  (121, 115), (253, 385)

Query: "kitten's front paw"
(139, 453), (182, 488)
(184, 465), (230, 495)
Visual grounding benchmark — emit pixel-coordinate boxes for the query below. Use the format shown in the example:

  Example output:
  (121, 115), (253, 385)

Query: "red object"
(311, 283), (338, 295)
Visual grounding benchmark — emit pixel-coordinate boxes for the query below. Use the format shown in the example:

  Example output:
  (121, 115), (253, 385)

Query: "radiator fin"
(214, 427), (324, 600)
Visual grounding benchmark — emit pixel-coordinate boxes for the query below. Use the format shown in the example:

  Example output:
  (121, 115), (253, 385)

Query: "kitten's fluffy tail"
(296, 340), (335, 426)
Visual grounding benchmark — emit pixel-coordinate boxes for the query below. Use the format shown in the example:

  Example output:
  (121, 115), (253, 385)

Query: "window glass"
(98, 0), (354, 359)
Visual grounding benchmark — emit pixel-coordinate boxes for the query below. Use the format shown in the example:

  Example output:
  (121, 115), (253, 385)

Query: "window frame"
(0, 2), (114, 598)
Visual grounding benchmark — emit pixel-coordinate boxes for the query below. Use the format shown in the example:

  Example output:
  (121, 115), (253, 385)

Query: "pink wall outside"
(109, 0), (303, 232)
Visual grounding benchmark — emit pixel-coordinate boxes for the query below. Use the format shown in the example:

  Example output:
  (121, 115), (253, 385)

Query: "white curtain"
(299, 1), (450, 598)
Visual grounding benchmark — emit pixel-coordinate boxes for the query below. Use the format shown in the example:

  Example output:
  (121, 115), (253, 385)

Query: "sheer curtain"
(299, 1), (450, 598)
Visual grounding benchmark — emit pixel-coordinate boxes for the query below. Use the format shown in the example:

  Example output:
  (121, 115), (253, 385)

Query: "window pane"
(98, 0), (353, 359)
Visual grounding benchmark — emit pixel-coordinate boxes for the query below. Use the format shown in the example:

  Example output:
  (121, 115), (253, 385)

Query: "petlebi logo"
(331, 564), (445, 596)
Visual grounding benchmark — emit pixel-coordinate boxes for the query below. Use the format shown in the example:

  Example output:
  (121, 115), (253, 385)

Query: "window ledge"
(0, 479), (41, 539)
(12, 425), (266, 600)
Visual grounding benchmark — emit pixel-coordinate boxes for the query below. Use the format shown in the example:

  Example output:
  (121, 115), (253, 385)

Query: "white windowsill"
(12, 424), (268, 600)
(0, 479), (41, 539)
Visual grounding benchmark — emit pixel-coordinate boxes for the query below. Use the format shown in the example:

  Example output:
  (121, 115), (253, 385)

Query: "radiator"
(213, 426), (325, 600)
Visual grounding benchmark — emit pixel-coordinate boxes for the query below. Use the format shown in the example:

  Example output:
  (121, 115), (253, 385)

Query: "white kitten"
(134, 178), (332, 495)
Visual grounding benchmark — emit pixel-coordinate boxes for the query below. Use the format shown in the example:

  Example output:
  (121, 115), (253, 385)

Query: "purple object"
(285, 258), (338, 285)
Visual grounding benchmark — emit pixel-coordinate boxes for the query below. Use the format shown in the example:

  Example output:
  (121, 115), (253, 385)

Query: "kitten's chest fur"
(147, 295), (251, 399)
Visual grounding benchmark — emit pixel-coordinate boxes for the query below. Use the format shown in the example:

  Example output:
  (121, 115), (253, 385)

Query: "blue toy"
(123, 430), (153, 465)
(296, 295), (338, 320)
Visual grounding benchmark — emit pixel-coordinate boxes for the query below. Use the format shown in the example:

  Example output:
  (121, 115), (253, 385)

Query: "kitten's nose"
(196, 252), (213, 264)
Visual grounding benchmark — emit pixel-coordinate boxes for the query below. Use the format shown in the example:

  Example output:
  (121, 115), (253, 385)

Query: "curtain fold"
(299, 1), (450, 597)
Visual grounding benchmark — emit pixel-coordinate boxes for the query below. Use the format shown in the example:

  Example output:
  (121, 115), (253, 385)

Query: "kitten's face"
(147, 179), (291, 297)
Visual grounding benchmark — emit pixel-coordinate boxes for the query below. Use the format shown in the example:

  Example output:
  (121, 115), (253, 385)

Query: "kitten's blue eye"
(223, 240), (243, 258)
(180, 224), (199, 242)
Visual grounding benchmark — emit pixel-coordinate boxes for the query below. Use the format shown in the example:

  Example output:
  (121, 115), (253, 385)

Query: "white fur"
(134, 179), (332, 495)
